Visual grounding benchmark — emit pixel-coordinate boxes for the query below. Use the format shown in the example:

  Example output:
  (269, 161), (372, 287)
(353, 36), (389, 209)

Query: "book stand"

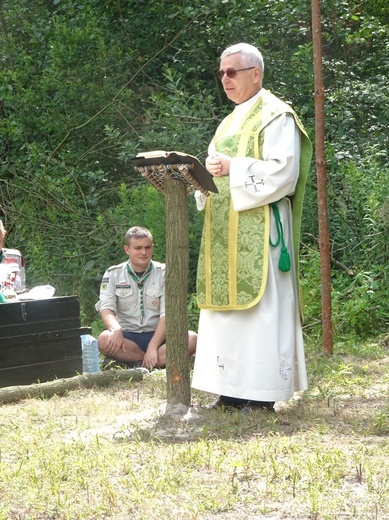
(130, 151), (218, 196)
(137, 163), (206, 194)
(130, 151), (216, 408)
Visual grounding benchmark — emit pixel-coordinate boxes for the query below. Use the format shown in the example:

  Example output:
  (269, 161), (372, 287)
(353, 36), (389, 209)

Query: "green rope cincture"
(269, 201), (291, 272)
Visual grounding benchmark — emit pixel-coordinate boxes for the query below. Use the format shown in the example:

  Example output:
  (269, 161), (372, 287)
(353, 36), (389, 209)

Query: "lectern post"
(131, 152), (217, 407)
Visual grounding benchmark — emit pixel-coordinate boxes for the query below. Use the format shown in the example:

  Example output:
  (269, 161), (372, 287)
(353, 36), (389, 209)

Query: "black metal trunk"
(0, 296), (90, 388)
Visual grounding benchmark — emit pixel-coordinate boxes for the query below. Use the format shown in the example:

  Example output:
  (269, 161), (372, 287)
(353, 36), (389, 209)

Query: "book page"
(136, 150), (199, 161)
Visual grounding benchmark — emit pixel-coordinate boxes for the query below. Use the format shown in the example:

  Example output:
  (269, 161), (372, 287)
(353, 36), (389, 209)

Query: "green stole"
(196, 89), (312, 311)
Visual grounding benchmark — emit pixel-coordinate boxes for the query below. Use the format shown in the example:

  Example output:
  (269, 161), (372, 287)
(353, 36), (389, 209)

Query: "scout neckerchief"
(126, 261), (153, 324)
(0, 250), (4, 262)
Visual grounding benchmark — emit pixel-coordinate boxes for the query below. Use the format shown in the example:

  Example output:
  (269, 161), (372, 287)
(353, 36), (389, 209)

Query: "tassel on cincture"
(279, 246), (291, 272)
(270, 201), (292, 273)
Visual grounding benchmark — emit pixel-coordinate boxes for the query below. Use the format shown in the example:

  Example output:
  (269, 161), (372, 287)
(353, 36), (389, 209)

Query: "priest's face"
(219, 53), (262, 105)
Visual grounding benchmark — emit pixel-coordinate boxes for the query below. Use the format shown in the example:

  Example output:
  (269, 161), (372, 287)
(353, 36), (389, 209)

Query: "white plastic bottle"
(2, 273), (17, 300)
(81, 334), (101, 373)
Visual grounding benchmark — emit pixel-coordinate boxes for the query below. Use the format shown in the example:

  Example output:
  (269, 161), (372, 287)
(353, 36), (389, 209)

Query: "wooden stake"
(311, 0), (334, 355)
(164, 176), (191, 406)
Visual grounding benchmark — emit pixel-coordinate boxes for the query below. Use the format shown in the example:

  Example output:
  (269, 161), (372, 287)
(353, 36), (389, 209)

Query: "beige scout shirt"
(95, 260), (165, 332)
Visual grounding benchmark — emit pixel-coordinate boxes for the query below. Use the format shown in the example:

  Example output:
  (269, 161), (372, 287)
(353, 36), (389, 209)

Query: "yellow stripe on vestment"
(228, 197), (239, 305)
(204, 195), (212, 306)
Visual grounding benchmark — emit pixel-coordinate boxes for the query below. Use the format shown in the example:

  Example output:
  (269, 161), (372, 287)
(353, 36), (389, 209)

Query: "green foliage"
(301, 242), (388, 341)
(187, 293), (200, 331)
(0, 0), (387, 344)
(327, 159), (388, 266)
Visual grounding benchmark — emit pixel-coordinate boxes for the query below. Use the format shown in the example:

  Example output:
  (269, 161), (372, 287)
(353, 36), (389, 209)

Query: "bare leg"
(188, 330), (197, 356)
(156, 330), (197, 367)
(98, 329), (197, 368)
(98, 330), (145, 363)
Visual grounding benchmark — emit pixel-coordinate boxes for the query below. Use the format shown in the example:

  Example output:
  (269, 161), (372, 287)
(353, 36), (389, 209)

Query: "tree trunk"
(164, 177), (191, 406)
(0, 369), (144, 404)
(311, 0), (333, 356)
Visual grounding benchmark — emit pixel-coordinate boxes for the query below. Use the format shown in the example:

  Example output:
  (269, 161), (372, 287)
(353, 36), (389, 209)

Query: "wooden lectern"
(131, 150), (218, 195)
(131, 151), (216, 408)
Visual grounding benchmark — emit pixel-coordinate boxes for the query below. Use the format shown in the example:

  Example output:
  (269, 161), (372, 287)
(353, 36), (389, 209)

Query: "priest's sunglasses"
(217, 66), (255, 80)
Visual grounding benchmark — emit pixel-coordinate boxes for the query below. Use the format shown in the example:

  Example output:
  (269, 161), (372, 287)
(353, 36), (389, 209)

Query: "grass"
(0, 334), (388, 519)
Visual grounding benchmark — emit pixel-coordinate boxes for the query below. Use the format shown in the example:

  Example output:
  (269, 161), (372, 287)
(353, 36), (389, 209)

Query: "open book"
(130, 150), (218, 194)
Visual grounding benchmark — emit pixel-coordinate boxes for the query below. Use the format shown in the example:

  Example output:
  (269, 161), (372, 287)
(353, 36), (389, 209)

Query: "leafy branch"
(48, 16), (200, 161)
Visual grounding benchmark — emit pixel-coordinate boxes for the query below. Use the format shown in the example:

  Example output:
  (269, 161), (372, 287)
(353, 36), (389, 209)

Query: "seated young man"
(95, 226), (197, 370)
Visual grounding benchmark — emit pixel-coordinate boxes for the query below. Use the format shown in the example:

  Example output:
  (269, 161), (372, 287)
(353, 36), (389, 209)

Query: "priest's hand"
(206, 152), (231, 177)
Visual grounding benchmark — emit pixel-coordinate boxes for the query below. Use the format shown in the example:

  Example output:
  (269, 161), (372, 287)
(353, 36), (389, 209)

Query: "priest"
(192, 43), (312, 412)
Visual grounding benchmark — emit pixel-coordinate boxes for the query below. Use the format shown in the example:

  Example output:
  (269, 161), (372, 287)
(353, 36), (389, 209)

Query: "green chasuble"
(197, 89), (312, 311)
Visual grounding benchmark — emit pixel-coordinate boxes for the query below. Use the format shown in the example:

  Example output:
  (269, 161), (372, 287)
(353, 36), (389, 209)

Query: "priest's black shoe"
(242, 400), (276, 413)
(206, 395), (249, 411)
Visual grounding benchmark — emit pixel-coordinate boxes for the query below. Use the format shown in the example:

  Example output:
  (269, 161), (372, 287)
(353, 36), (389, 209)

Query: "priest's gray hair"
(221, 43), (264, 76)
(125, 226), (153, 245)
